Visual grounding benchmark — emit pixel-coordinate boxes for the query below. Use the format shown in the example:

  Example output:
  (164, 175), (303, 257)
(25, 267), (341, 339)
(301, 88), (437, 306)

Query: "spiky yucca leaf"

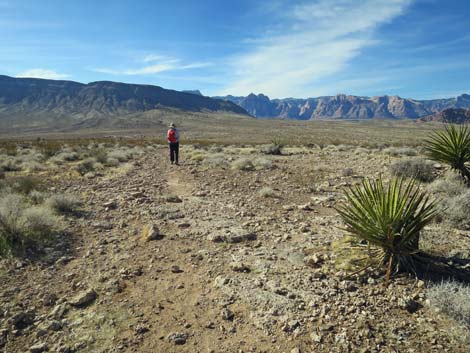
(424, 124), (470, 184)
(337, 177), (438, 277)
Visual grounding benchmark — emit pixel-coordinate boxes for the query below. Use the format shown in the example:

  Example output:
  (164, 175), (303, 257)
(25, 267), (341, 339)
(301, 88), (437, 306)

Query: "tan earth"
(1, 144), (469, 353)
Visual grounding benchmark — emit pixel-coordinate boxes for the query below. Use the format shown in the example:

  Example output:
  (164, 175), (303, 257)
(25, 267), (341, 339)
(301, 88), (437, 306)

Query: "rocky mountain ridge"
(216, 93), (470, 119)
(419, 108), (470, 123)
(0, 75), (249, 129)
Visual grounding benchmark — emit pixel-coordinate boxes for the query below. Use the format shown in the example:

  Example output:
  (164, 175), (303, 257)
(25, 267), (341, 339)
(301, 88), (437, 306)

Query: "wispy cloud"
(16, 68), (69, 80)
(219, 0), (413, 98)
(93, 54), (212, 76)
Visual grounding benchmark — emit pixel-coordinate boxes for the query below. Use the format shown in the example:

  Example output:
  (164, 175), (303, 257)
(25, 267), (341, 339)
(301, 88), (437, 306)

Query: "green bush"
(75, 158), (96, 175)
(9, 175), (42, 195)
(425, 124), (470, 185)
(337, 176), (438, 279)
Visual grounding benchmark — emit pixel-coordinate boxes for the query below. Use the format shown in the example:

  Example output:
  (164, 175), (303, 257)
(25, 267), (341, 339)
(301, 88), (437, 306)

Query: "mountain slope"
(216, 93), (470, 119)
(0, 75), (249, 129)
(419, 108), (470, 123)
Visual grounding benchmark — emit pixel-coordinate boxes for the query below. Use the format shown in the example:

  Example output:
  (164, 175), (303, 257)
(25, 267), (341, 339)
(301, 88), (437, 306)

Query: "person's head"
(169, 122), (176, 129)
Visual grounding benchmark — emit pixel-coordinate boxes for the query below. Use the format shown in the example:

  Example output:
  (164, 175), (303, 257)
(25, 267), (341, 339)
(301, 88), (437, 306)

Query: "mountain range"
(215, 93), (470, 119)
(1, 74), (470, 132)
(419, 108), (470, 123)
(0, 75), (248, 130)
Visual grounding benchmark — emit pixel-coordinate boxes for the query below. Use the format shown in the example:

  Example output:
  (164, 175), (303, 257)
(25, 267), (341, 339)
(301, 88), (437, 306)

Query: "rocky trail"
(1, 147), (468, 353)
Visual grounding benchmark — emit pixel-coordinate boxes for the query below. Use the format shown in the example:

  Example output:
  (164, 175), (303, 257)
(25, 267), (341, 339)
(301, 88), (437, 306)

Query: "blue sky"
(0, 0), (469, 99)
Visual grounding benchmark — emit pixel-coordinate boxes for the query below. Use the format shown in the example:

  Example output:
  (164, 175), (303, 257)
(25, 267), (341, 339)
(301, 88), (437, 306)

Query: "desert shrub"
(76, 158), (96, 175)
(231, 158), (255, 171)
(209, 146), (224, 153)
(203, 153), (228, 168)
(108, 149), (132, 162)
(56, 151), (80, 162)
(37, 141), (62, 158)
(336, 144), (349, 152)
(390, 158), (435, 182)
(337, 176), (438, 279)
(46, 194), (82, 215)
(262, 138), (285, 155)
(0, 194), (60, 255)
(9, 175), (42, 195)
(29, 190), (47, 205)
(89, 148), (108, 164)
(0, 157), (22, 172)
(253, 157), (273, 170)
(190, 153), (206, 162)
(354, 147), (370, 155)
(427, 281), (470, 328)
(21, 161), (46, 173)
(425, 124), (470, 184)
(259, 187), (275, 198)
(22, 206), (59, 237)
(383, 147), (418, 156)
(427, 171), (466, 197)
(441, 189), (470, 229)
(105, 158), (120, 167)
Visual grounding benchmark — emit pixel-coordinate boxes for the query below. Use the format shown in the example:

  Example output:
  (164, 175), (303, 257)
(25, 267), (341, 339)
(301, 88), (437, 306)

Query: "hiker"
(167, 123), (180, 165)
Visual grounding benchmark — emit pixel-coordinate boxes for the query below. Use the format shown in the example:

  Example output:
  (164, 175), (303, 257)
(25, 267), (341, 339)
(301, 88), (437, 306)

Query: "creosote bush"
(262, 138), (285, 155)
(383, 146), (418, 157)
(231, 158), (255, 171)
(0, 193), (60, 255)
(76, 158), (96, 175)
(337, 176), (438, 279)
(390, 158), (435, 182)
(258, 187), (275, 198)
(46, 194), (82, 215)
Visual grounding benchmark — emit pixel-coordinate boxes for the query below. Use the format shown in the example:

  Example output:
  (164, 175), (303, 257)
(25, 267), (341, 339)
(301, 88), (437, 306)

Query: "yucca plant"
(337, 176), (438, 281)
(424, 124), (470, 185)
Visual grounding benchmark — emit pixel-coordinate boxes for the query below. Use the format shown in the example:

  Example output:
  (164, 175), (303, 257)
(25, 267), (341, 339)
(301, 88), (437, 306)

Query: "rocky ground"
(1, 145), (469, 353)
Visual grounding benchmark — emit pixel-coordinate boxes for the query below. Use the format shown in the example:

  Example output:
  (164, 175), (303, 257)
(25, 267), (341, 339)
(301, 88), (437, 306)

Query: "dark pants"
(169, 142), (179, 164)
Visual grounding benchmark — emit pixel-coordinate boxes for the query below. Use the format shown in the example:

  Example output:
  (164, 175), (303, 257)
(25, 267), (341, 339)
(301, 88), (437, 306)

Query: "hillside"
(216, 93), (470, 119)
(0, 75), (249, 130)
(419, 108), (470, 123)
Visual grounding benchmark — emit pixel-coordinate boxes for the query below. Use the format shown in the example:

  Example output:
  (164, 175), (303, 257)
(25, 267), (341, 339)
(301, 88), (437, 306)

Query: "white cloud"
(219, 0), (413, 98)
(16, 68), (69, 80)
(93, 55), (212, 76)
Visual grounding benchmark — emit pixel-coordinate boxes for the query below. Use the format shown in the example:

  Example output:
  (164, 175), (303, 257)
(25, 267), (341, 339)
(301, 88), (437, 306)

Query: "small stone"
(221, 308), (234, 321)
(171, 266), (184, 273)
(135, 324), (150, 334)
(30, 342), (48, 353)
(10, 311), (35, 329)
(49, 303), (68, 320)
(69, 288), (97, 308)
(399, 298), (423, 314)
(165, 195), (183, 203)
(230, 261), (250, 272)
(103, 200), (117, 209)
(167, 332), (188, 345)
(311, 332), (323, 343)
(142, 224), (163, 241)
(291, 348), (301, 353)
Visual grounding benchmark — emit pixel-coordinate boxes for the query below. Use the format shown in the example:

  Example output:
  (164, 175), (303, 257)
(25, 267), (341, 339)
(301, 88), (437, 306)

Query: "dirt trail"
(1, 147), (468, 353)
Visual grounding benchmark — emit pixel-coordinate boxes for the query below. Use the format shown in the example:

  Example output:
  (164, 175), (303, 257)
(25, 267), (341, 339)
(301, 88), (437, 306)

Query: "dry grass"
(427, 281), (470, 343)
(390, 158), (435, 182)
